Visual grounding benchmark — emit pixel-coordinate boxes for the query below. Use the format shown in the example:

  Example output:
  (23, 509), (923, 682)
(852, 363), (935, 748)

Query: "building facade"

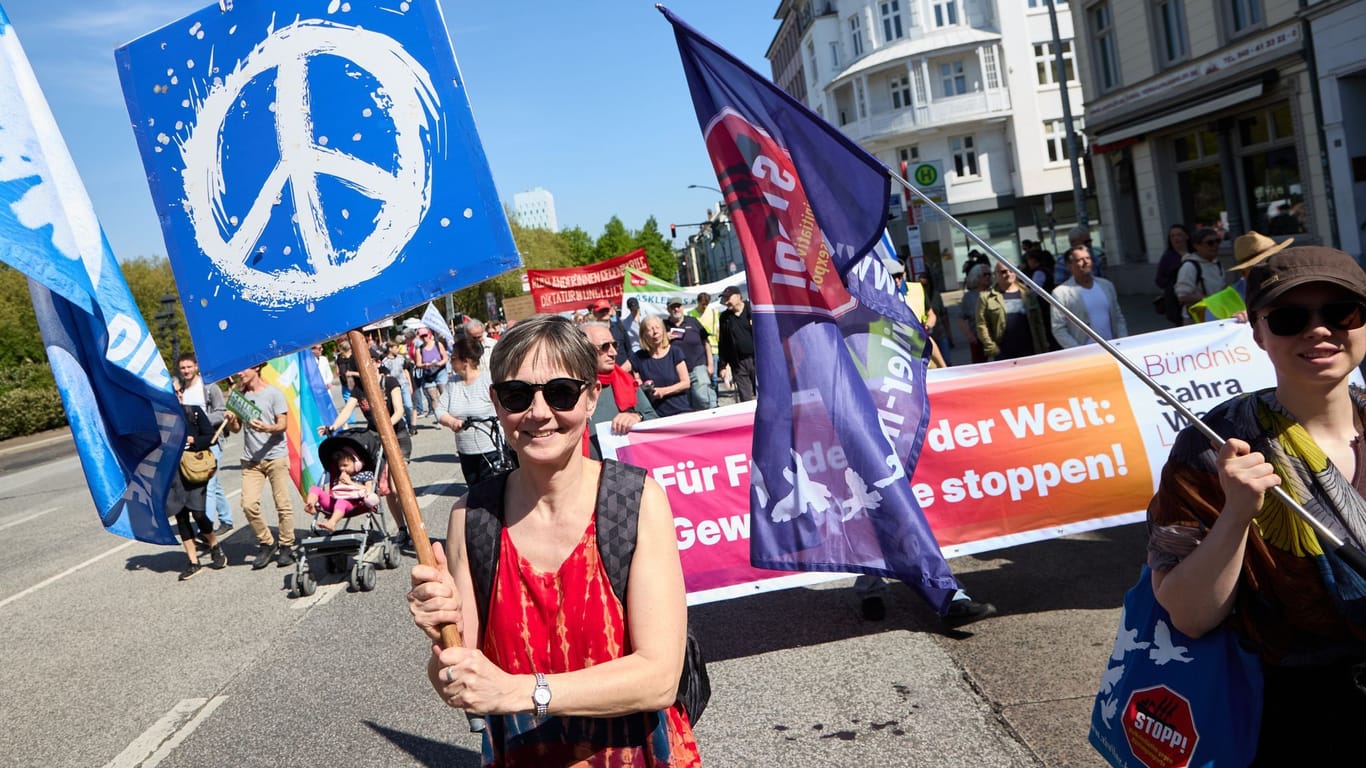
(1073, 0), (1361, 270)
(678, 202), (743, 285)
(767, 0), (1094, 289)
(1307, 0), (1366, 260)
(511, 187), (559, 233)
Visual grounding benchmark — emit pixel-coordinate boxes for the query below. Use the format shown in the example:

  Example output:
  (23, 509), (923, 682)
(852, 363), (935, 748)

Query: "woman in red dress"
(408, 314), (701, 767)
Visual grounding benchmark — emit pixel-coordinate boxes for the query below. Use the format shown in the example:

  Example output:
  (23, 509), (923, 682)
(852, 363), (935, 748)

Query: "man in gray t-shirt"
(223, 363), (295, 569)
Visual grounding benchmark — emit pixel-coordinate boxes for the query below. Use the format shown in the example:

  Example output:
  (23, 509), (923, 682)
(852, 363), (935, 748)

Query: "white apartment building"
(511, 187), (559, 233)
(1072, 0), (1363, 266)
(768, 0), (1093, 289)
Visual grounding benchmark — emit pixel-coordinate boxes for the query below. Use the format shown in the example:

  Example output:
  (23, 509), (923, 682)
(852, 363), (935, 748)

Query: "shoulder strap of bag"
(595, 459), (647, 607)
(464, 471), (511, 645)
(1179, 258), (1206, 295)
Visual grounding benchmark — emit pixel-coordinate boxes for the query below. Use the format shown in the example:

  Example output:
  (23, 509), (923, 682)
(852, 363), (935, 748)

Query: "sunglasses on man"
(1260, 301), (1366, 337)
(492, 378), (589, 412)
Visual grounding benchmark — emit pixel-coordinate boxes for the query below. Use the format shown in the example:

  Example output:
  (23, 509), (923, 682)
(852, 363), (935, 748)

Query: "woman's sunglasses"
(492, 378), (588, 412)
(1261, 301), (1366, 337)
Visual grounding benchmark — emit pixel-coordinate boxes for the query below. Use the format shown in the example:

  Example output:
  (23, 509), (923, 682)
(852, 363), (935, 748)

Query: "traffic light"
(670, 223), (677, 240)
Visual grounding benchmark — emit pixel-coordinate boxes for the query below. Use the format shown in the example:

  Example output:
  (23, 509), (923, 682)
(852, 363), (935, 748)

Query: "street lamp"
(687, 183), (722, 195)
(155, 292), (181, 362)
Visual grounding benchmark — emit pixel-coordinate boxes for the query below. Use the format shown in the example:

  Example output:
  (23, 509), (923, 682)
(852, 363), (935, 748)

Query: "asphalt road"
(0, 407), (1144, 768)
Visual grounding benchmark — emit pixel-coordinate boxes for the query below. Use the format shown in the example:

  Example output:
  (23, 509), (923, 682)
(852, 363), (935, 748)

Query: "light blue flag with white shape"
(0, 7), (184, 545)
(421, 301), (454, 347)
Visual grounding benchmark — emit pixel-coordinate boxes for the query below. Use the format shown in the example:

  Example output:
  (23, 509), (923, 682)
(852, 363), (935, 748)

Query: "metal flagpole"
(889, 170), (1366, 576)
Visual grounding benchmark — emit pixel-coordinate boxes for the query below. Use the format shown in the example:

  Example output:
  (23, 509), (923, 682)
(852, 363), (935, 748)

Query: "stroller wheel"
(350, 562), (377, 592)
(382, 541), (402, 570)
(298, 569), (317, 597)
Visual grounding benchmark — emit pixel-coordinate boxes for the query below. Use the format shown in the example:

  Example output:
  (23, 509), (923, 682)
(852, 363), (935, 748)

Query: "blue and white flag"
(0, 7), (183, 545)
(421, 301), (454, 347)
(663, 7), (959, 611)
(117, 0), (519, 383)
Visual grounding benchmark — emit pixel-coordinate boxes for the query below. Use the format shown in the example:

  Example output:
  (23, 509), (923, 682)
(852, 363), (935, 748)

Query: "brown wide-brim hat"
(1230, 231), (1293, 273)
(1245, 246), (1366, 312)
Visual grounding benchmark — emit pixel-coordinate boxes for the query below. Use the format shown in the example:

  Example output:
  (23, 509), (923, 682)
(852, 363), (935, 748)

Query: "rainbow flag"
(261, 350), (337, 495)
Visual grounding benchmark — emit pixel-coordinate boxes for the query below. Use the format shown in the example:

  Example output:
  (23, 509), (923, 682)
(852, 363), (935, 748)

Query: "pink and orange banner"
(601, 322), (1297, 605)
(526, 249), (650, 314)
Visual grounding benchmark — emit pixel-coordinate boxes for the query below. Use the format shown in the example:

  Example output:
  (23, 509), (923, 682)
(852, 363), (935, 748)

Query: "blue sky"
(2, 0), (779, 262)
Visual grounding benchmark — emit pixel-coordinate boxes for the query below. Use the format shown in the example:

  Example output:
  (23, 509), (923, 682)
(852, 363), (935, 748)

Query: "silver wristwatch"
(532, 672), (551, 718)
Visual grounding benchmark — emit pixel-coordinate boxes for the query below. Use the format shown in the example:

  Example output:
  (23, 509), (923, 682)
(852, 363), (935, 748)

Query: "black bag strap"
(594, 459), (647, 607)
(464, 471), (511, 646)
(1179, 258), (1206, 295)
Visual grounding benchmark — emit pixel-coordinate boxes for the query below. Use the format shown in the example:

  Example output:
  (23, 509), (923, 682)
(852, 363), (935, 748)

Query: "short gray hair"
(489, 314), (597, 384)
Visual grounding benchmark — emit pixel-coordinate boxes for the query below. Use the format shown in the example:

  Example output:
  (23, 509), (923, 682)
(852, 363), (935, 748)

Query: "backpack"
(464, 459), (711, 724)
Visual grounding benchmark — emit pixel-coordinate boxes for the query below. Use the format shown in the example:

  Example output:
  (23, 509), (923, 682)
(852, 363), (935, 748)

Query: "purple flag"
(662, 7), (959, 611)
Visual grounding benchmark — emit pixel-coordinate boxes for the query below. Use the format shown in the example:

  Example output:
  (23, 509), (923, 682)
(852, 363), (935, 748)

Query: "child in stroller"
(290, 430), (401, 597)
(306, 445), (379, 532)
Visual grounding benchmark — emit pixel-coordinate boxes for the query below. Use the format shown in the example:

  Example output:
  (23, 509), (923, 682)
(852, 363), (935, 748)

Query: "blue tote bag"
(1089, 566), (1263, 768)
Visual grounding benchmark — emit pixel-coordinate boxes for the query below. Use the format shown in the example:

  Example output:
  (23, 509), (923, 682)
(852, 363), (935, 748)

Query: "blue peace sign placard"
(118, 0), (519, 382)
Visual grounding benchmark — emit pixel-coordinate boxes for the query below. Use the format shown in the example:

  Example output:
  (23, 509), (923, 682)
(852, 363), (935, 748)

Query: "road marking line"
(293, 581), (346, 610)
(104, 696), (227, 768)
(0, 506), (58, 531)
(0, 540), (136, 611)
(0, 432), (71, 456)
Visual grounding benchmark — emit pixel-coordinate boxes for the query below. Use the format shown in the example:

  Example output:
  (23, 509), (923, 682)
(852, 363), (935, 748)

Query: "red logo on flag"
(630, 272), (648, 287)
(702, 109), (853, 315)
(1122, 686), (1198, 768)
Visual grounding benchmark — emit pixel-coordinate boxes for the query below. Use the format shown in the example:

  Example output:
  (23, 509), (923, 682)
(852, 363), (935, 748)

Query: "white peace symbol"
(179, 19), (440, 308)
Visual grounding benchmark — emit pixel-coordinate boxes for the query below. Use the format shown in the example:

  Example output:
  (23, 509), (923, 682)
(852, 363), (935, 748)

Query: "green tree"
(594, 216), (637, 264)
(120, 256), (191, 367)
(558, 226), (596, 266)
(0, 264), (44, 366)
(449, 220), (575, 320)
(634, 216), (679, 283)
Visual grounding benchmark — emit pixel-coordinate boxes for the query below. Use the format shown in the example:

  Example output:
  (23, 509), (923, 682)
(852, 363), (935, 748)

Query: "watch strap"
(533, 672), (550, 718)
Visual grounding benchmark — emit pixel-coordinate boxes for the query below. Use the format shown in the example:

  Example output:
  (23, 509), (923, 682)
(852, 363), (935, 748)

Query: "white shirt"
(315, 353), (334, 387)
(180, 377), (206, 407)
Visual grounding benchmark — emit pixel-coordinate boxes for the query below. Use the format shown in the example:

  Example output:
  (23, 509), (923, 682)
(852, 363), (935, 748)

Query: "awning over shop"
(1093, 82), (1263, 147)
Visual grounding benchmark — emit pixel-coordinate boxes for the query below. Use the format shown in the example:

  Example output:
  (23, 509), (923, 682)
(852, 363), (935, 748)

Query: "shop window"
(1245, 147), (1305, 235)
(1177, 165), (1226, 231)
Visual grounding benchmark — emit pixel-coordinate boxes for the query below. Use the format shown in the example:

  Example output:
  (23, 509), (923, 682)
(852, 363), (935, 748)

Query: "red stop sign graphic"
(1122, 685), (1199, 768)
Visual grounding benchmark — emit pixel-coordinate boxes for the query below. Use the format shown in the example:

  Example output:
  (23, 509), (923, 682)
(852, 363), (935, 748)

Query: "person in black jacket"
(169, 391), (228, 581)
(718, 286), (756, 402)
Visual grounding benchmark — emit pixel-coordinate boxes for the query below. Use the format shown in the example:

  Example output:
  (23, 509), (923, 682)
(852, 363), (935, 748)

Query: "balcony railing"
(849, 88), (1012, 140)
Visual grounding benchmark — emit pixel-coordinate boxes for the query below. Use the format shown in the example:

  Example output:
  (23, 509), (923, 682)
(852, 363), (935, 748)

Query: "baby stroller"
(289, 429), (402, 597)
(459, 416), (517, 484)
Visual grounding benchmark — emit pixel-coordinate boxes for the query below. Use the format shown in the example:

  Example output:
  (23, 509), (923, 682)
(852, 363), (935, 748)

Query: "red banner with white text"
(600, 322), (1306, 605)
(526, 249), (650, 314)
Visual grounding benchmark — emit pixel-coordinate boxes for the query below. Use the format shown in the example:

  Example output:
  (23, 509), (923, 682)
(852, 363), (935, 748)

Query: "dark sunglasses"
(492, 378), (588, 412)
(597, 341), (617, 352)
(1200, 239), (1219, 246)
(1261, 301), (1366, 337)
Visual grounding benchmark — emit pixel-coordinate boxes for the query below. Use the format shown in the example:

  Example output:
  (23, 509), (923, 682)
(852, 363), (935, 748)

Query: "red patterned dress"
(480, 515), (702, 767)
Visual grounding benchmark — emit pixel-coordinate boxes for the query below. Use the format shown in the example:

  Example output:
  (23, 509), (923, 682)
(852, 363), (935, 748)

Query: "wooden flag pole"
(346, 330), (485, 731)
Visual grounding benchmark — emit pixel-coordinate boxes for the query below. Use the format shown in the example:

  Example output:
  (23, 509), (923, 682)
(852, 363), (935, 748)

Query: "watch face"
(534, 687), (551, 705)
